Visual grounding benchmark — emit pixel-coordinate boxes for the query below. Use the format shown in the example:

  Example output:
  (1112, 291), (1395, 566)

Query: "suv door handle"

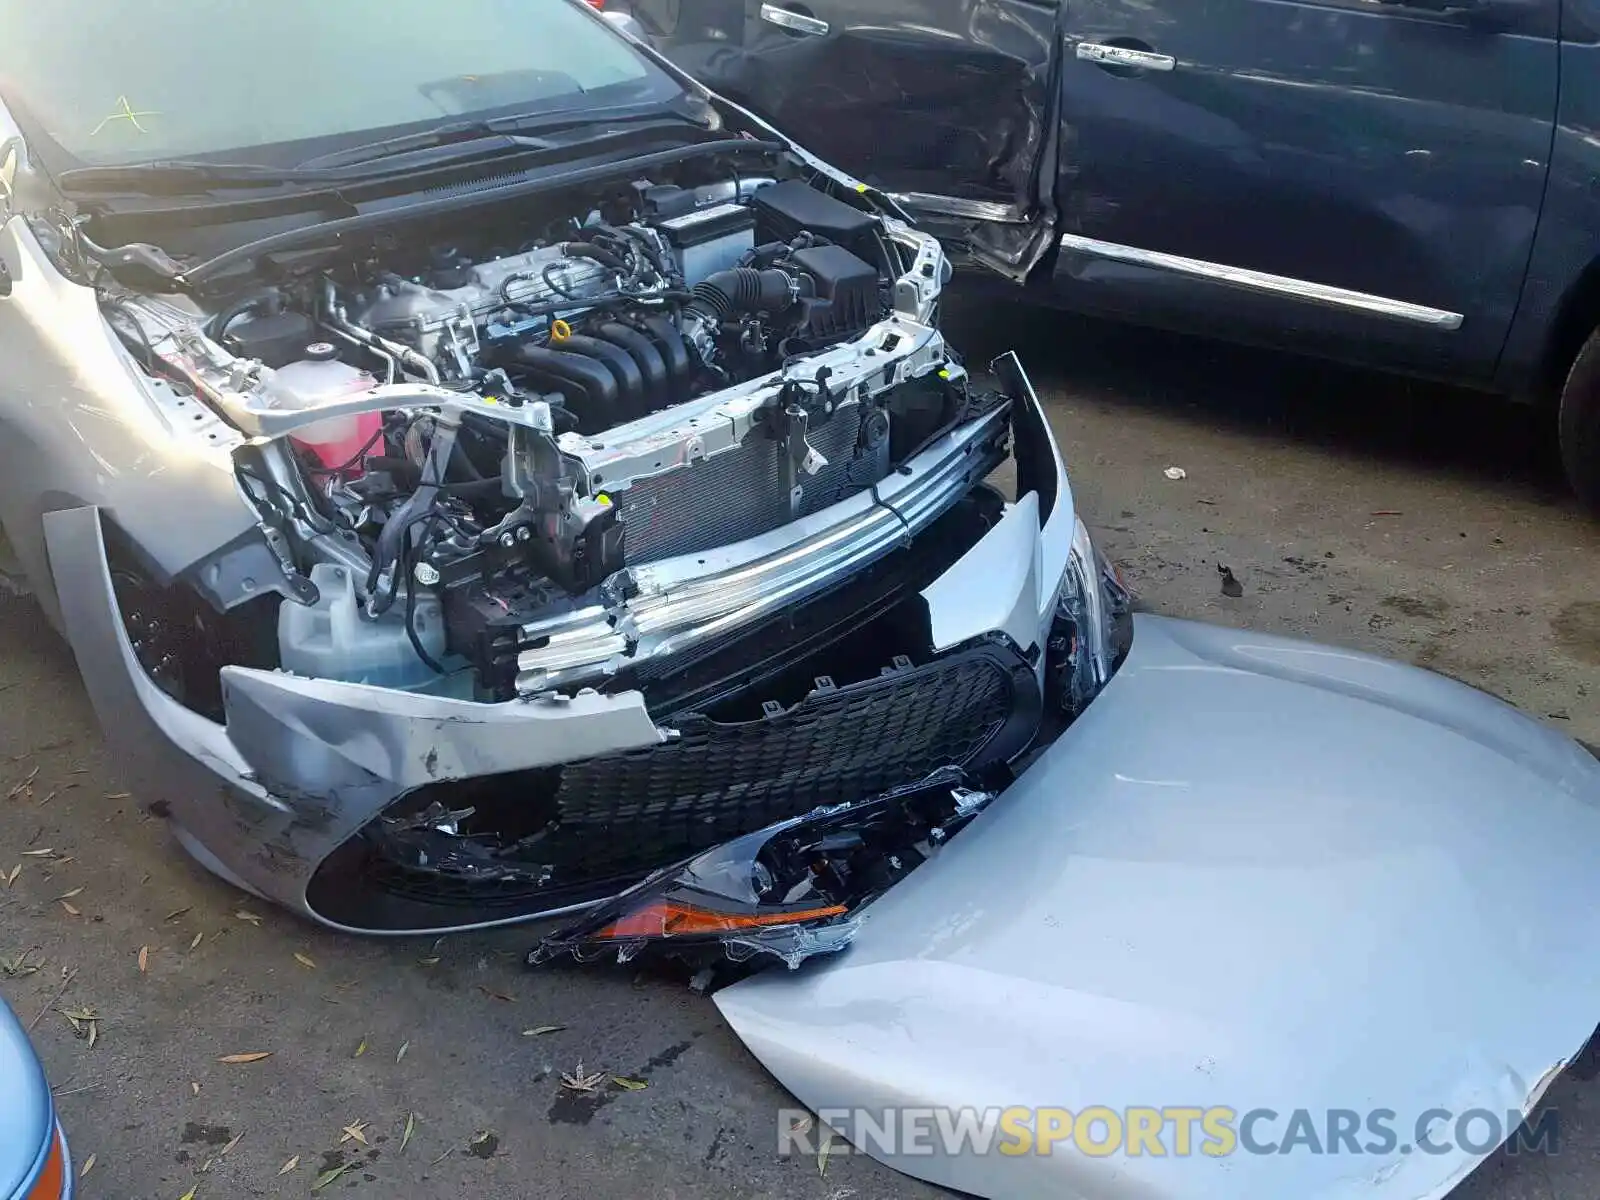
(1076, 42), (1176, 72)
(760, 3), (830, 36)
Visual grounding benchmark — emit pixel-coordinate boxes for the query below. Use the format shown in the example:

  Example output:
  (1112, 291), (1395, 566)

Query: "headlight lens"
(1049, 516), (1132, 717)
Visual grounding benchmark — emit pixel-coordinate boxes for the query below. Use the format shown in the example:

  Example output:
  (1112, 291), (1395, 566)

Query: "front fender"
(0, 214), (258, 622)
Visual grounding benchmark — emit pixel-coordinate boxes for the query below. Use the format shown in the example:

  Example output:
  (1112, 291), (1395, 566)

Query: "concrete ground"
(3, 293), (1600, 1199)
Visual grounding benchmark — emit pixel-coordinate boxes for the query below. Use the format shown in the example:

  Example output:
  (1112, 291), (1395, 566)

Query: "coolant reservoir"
(270, 343), (381, 471)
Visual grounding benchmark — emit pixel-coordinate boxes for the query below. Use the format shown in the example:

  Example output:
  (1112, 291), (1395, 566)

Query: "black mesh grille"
(328, 635), (1040, 925)
(550, 645), (1027, 880)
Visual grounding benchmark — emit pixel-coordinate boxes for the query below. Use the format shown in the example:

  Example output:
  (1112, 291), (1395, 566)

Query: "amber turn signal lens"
(25, 1128), (67, 1199)
(597, 900), (849, 940)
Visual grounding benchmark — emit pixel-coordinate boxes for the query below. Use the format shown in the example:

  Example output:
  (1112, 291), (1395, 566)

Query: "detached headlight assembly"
(528, 768), (993, 972)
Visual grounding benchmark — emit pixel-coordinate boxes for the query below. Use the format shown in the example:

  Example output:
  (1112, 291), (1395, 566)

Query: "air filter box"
(751, 180), (881, 261)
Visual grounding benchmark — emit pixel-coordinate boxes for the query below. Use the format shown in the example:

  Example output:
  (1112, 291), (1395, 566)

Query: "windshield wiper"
(54, 135), (554, 196)
(296, 105), (712, 171)
(55, 159), (337, 195)
(60, 107), (716, 199)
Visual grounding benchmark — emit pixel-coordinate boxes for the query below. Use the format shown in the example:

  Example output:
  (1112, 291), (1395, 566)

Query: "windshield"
(1, 0), (682, 166)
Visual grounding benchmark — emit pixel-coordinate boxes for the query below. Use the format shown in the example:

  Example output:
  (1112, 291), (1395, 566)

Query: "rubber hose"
(689, 268), (792, 322)
(205, 286), (283, 341)
(561, 242), (629, 273)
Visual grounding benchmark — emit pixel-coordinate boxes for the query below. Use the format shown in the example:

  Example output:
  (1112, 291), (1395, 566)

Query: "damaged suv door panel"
(625, 0), (1062, 278)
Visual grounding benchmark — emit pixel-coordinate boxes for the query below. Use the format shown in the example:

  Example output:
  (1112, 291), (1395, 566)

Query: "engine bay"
(93, 161), (977, 704)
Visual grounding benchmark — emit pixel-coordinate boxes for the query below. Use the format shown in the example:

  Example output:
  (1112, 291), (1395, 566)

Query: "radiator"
(613, 400), (891, 565)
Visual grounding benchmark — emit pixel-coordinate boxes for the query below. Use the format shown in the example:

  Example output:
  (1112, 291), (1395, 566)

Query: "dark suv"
(624, 0), (1600, 507)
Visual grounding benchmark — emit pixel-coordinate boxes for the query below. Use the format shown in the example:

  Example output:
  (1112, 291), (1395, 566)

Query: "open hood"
(715, 615), (1600, 1200)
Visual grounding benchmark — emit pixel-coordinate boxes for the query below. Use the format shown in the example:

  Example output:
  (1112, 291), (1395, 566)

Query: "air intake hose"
(687, 267), (794, 323)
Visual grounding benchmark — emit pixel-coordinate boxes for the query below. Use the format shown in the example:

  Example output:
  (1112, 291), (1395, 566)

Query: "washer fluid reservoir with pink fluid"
(268, 343), (382, 472)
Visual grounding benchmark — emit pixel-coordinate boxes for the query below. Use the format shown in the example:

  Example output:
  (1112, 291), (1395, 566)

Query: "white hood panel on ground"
(717, 615), (1600, 1200)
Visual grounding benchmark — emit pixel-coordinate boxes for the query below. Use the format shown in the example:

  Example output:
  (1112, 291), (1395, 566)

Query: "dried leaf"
(521, 1025), (565, 1037)
(59, 901), (80, 917)
(87, 1019), (97, 1049)
(1, 949), (41, 978)
(353, 1038), (367, 1058)
(37, 790), (57, 806)
(401, 1112), (416, 1154)
(8, 767), (39, 799)
(340, 1120), (368, 1146)
(560, 1062), (606, 1093)
(4, 864), (18, 887)
(818, 1128), (837, 1177)
(79, 1154), (96, 1178)
(611, 1075), (648, 1091)
(477, 985), (515, 1002)
(105, 792), (131, 799)
(276, 1155), (299, 1175)
(395, 1040), (410, 1064)
(188, 931), (203, 951)
(190, 1082), (200, 1096)
(220, 1132), (242, 1156)
(234, 910), (262, 926)
(56, 887), (83, 899)
(416, 956), (440, 967)
(293, 952), (316, 970)
(22, 848), (55, 857)
(176, 1187), (198, 1200)
(138, 945), (150, 973)
(216, 1051), (271, 1064)
(311, 1164), (350, 1191)
(428, 1146), (454, 1166)
(163, 906), (192, 922)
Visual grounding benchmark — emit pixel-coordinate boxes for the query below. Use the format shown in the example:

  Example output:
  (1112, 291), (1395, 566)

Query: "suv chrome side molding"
(760, 4), (829, 36)
(1058, 234), (1465, 329)
(1076, 43), (1175, 72)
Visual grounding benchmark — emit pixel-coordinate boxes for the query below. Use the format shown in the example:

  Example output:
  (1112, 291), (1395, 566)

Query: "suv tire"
(1559, 327), (1600, 513)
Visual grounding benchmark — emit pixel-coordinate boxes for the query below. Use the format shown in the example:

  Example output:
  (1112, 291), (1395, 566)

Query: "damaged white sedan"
(0, 0), (1090, 933)
(6, 6), (1600, 1200)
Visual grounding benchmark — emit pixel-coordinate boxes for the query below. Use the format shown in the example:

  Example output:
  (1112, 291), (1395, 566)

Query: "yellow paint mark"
(91, 95), (159, 136)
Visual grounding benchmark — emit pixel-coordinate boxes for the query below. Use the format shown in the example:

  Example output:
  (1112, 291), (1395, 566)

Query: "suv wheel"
(1559, 327), (1600, 513)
